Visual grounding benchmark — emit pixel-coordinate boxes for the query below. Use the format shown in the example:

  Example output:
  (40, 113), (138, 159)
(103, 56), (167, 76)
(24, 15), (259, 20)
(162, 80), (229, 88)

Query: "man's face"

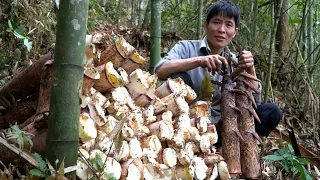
(204, 14), (238, 51)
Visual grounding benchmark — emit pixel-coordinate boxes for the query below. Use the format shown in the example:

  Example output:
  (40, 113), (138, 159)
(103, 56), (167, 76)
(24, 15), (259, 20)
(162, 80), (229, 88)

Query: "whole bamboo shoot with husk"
(220, 66), (242, 175)
(236, 76), (260, 178)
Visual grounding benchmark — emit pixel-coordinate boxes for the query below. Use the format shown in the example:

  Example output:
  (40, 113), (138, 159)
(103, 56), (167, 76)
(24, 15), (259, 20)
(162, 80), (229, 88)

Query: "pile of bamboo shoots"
(76, 32), (230, 180)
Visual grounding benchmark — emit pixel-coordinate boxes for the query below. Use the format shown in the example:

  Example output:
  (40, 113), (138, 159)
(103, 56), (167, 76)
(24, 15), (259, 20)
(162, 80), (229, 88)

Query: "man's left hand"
(238, 50), (255, 73)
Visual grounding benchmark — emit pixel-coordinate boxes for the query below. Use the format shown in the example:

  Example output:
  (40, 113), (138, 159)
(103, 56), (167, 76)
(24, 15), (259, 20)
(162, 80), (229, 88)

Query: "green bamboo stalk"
(263, 0), (283, 103)
(307, 0), (314, 83)
(141, 0), (151, 30)
(149, 0), (161, 73)
(45, 0), (89, 178)
(196, 0), (203, 40)
(252, 0), (258, 40)
(116, 0), (122, 24)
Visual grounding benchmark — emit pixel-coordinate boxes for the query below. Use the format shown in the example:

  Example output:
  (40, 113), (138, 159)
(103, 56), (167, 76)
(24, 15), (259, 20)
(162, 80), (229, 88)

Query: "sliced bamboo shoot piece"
(190, 116), (208, 133)
(190, 101), (209, 118)
(114, 141), (130, 162)
(200, 134), (211, 153)
(77, 160), (93, 180)
(104, 157), (122, 180)
(95, 131), (113, 152)
(140, 135), (162, 154)
(155, 78), (187, 98)
(122, 124), (135, 140)
(203, 154), (224, 165)
(129, 138), (143, 158)
(143, 105), (157, 125)
(185, 84), (197, 103)
(159, 93), (189, 117)
(173, 165), (194, 180)
(88, 102), (107, 126)
(163, 148), (177, 168)
(79, 112), (97, 143)
(115, 36), (135, 58)
(218, 161), (230, 180)
(191, 157), (208, 180)
(126, 69), (150, 99)
(110, 86), (131, 105)
(131, 50), (146, 64)
(98, 44), (125, 68)
(210, 164), (218, 180)
(148, 120), (174, 141)
(100, 115), (118, 134)
(188, 127), (201, 142)
(142, 148), (158, 164)
(207, 125), (218, 145)
(177, 142), (194, 165)
(105, 61), (126, 88)
(174, 113), (191, 129)
(126, 158), (144, 180)
(143, 163), (161, 180)
(81, 139), (95, 151)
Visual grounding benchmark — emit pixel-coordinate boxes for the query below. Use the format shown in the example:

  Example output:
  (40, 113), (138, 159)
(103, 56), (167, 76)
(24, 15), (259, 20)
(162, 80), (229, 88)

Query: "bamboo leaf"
(29, 169), (46, 177)
(33, 153), (47, 173)
(200, 71), (214, 100)
(263, 155), (284, 161)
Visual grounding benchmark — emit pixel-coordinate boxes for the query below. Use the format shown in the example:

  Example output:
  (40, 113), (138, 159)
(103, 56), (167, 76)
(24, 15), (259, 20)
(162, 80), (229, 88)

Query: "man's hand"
(238, 50), (258, 89)
(198, 55), (228, 74)
(238, 50), (254, 72)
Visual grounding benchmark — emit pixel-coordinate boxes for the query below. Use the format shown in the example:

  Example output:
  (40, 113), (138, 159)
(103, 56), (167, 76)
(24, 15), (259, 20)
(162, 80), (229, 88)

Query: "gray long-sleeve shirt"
(154, 37), (262, 124)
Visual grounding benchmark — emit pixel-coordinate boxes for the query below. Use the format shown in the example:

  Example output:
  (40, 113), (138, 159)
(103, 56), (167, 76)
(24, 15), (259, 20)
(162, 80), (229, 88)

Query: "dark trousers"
(170, 72), (282, 147)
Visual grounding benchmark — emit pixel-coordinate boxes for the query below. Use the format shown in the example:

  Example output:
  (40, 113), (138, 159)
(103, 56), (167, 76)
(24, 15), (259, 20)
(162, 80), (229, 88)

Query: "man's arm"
(156, 55), (228, 79)
(155, 57), (200, 79)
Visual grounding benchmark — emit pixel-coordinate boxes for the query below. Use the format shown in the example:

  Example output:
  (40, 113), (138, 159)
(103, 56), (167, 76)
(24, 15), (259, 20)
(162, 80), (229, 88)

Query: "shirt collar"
(200, 36), (230, 56)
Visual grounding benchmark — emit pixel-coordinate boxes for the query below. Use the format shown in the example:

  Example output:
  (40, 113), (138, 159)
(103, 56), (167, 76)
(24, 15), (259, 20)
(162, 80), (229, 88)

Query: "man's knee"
(255, 103), (282, 136)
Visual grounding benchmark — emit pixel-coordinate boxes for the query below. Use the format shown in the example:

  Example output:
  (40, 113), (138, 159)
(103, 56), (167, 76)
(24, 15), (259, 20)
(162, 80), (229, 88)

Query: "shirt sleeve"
(154, 41), (189, 73)
(253, 81), (262, 105)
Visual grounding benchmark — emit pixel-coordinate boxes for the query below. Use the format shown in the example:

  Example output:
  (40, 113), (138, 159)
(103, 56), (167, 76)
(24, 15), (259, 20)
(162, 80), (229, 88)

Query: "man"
(154, 0), (282, 147)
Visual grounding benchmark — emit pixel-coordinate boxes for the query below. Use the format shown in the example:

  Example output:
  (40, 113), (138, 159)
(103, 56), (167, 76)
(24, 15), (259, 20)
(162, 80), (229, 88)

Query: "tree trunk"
(141, 0), (151, 31)
(131, 0), (135, 26)
(137, 0), (143, 26)
(307, 0), (314, 82)
(302, 1), (308, 60)
(221, 66), (241, 175)
(149, 0), (161, 73)
(45, 0), (89, 178)
(196, 0), (203, 40)
(251, 0), (258, 41)
(275, 0), (289, 60)
(263, 0), (283, 103)
(116, 0), (122, 24)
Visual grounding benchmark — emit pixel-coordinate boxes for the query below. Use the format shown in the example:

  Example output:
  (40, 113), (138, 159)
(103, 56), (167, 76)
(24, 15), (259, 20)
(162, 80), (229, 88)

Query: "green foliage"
(87, 154), (117, 180)
(29, 153), (66, 179)
(263, 143), (313, 180)
(29, 153), (49, 178)
(6, 123), (34, 151)
(7, 20), (32, 52)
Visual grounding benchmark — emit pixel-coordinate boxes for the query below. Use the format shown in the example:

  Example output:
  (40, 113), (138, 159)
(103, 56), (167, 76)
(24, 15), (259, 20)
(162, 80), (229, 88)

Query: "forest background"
(0, 0), (319, 178)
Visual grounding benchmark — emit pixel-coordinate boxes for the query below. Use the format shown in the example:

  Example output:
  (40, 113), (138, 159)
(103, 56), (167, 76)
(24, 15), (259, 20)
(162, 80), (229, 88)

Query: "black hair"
(206, 0), (240, 27)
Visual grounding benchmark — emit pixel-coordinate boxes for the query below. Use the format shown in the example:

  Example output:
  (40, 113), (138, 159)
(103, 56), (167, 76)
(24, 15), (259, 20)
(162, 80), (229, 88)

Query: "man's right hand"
(198, 55), (228, 74)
